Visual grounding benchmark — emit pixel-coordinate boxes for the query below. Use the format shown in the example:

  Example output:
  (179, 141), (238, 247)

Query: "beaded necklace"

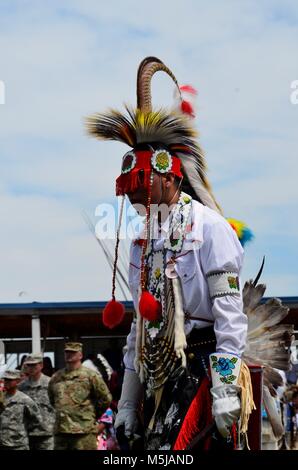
(144, 191), (192, 337)
(137, 192), (192, 395)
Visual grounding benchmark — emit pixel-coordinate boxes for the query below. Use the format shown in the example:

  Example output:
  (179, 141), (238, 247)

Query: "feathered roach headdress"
(87, 56), (220, 209)
(86, 57), (222, 328)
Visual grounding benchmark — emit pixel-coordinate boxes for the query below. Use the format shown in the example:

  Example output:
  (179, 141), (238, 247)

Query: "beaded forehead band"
(116, 149), (183, 196)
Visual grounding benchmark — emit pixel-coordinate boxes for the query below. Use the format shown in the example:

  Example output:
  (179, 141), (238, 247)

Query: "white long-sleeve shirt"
(124, 200), (247, 371)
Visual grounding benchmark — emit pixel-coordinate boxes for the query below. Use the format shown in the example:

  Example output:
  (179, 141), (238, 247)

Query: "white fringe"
(172, 277), (187, 368)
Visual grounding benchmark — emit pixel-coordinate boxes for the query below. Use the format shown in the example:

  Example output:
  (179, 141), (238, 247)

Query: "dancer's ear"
(165, 172), (176, 188)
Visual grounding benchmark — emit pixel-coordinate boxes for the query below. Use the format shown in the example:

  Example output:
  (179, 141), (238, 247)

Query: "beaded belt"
(186, 326), (216, 349)
(185, 326), (216, 375)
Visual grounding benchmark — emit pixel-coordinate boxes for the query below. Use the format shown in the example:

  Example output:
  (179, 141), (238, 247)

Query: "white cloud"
(0, 190), (131, 302)
(0, 0), (297, 300)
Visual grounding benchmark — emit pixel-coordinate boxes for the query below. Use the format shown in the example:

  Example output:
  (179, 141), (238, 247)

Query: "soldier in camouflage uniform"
(48, 342), (112, 450)
(0, 369), (43, 450)
(18, 353), (55, 450)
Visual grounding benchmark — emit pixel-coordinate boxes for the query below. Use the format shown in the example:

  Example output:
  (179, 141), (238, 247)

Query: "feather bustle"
(242, 281), (266, 311)
(243, 280), (293, 395)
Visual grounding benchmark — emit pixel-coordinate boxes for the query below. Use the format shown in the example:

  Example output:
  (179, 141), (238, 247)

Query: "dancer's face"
(127, 171), (177, 215)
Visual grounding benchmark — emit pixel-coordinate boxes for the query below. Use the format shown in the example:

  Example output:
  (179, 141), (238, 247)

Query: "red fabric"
(231, 422), (237, 450)
(116, 150), (183, 196)
(173, 376), (213, 450)
(133, 239), (145, 247)
(139, 290), (162, 322)
(102, 299), (125, 329)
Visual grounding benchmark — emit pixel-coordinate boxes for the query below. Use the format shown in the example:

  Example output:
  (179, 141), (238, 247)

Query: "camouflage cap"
(64, 342), (83, 352)
(2, 369), (21, 380)
(25, 353), (43, 365)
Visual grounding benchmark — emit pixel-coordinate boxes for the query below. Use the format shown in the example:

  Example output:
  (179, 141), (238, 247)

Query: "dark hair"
(180, 173), (202, 202)
(20, 355), (28, 367)
(134, 142), (170, 152)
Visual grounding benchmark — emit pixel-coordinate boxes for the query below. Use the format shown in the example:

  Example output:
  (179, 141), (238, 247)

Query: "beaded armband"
(207, 271), (240, 299)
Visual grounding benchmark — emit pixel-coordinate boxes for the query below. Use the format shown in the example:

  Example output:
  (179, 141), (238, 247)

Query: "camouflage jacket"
(48, 366), (112, 434)
(0, 390), (43, 448)
(18, 373), (55, 436)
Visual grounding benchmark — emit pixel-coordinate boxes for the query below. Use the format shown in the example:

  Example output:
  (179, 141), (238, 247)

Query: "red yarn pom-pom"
(139, 291), (162, 322)
(103, 299), (125, 329)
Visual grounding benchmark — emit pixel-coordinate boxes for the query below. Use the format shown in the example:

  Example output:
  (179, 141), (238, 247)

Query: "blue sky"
(0, 0), (298, 302)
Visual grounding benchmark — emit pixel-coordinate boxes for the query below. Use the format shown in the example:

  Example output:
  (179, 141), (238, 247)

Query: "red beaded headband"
(116, 149), (183, 196)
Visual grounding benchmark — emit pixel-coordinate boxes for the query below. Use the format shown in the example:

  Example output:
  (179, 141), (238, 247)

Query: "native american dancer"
(86, 57), (293, 450)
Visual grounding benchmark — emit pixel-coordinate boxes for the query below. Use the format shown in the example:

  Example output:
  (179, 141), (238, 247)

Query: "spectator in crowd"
(97, 408), (119, 450)
(19, 363), (29, 383)
(16, 354), (28, 371)
(283, 385), (298, 449)
(82, 352), (122, 405)
(42, 357), (54, 377)
(103, 339), (123, 373)
(18, 353), (55, 450)
(82, 353), (113, 385)
(292, 390), (298, 413)
(83, 353), (119, 450)
(0, 376), (4, 413)
(290, 390), (298, 448)
(0, 369), (43, 450)
(48, 342), (112, 450)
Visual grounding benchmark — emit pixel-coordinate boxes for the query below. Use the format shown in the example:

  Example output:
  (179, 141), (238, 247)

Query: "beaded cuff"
(209, 352), (241, 386)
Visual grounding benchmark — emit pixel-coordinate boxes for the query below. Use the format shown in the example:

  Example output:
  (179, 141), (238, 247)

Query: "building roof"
(0, 297), (297, 315)
(0, 298), (297, 338)
(0, 301), (134, 316)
